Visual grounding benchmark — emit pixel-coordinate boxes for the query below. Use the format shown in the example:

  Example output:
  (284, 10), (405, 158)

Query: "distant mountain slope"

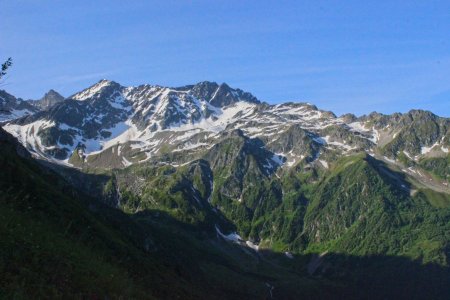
(0, 89), (64, 123)
(3, 80), (448, 175)
(0, 90), (39, 122)
(27, 89), (65, 110)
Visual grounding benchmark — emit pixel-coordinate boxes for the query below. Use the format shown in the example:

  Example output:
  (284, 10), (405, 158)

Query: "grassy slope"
(302, 154), (450, 264)
(108, 149), (450, 266)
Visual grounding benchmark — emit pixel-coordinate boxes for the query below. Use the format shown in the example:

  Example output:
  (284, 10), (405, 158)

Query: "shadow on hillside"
(95, 201), (450, 300)
(92, 201), (450, 299)
(366, 154), (413, 194)
(114, 210), (450, 299)
(258, 247), (450, 300)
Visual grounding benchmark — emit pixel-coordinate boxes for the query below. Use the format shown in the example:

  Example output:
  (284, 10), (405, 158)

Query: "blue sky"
(1, 0), (449, 116)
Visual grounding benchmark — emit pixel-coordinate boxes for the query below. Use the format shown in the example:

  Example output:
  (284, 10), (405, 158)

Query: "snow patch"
(369, 127), (380, 144)
(318, 160), (329, 169)
(421, 142), (439, 155)
(215, 226), (243, 243)
(347, 122), (368, 132)
(246, 241), (259, 251)
(285, 252), (294, 259)
(271, 154), (285, 166)
(72, 80), (113, 100)
(383, 156), (396, 164)
(403, 151), (414, 160)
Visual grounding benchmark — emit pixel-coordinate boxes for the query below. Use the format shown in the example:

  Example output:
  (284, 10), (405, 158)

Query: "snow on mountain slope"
(0, 90), (39, 122)
(2, 80), (449, 171)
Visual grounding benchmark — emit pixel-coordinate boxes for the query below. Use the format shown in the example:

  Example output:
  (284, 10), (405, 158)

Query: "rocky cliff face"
(27, 89), (65, 110)
(3, 80), (448, 172)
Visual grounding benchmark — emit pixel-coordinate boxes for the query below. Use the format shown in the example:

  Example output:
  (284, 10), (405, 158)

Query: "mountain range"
(0, 88), (64, 122)
(1, 80), (449, 299)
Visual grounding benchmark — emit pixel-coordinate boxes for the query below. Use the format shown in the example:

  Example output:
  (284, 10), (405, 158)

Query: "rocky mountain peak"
(71, 79), (122, 101)
(32, 89), (65, 110)
(2, 80), (448, 182)
(44, 89), (63, 98)
(189, 81), (260, 107)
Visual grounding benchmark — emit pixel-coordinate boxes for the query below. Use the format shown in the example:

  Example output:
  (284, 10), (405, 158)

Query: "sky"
(1, 0), (450, 116)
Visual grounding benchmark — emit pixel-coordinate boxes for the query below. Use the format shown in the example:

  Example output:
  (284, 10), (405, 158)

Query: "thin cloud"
(52, 71), (116, 84)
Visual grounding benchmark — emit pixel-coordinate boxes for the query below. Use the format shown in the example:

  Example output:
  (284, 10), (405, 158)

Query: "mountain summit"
(2, 80), (448, 174)
(29, 89), (65, 110)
